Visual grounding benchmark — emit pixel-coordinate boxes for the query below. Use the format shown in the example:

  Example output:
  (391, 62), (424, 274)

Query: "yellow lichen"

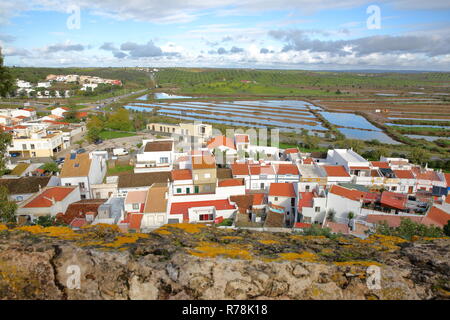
(189, 241), (252, 260)
(333, 260), (382, 267)
(278, 251), (319, 262)
(166, 223), (206, 234)
(258, 239), (280, 245)
(153, 228), (171, 235)
(0, 224), (7, 232)
(221, 236), (243, 240)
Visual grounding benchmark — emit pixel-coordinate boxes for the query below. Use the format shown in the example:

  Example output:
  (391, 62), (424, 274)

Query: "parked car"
(76, 148), (86, 154)
(94, 139), (103, 145)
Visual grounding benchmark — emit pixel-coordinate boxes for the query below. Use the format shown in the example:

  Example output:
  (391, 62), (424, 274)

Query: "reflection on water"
(338, 128), (402, 144)
(405, 134), (447, 141)
(320, 112), (380, 131)
(154, 93), (192, 99)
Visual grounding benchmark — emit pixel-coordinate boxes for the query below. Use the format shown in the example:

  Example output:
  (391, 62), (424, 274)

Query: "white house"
(268, 182), (297, 226)
(16, 186), (81, 221)
(51, 107), (70, 118)
(135, 139), (174, 172)
(60, 152), (107, 199)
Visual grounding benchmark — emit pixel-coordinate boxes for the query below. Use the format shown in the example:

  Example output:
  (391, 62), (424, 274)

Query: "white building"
(135, 139), (174, 172)
(60, 152), (107, 199)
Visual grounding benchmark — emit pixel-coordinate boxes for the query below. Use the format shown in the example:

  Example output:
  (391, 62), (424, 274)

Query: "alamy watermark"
(366, 5), (381, 30)
(366, 265), (381, 290)
(66, 264), (81, 289)
(66, 5), (81, 30)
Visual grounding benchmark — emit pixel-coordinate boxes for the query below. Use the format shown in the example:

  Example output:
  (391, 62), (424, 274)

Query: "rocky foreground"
(0, 223), (448, 300)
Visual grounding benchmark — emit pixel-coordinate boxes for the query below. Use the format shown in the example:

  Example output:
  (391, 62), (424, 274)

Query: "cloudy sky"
(1, 0), (450, 70)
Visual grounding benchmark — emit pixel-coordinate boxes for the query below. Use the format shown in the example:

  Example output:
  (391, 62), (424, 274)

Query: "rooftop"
(171, 169), (192, 181)
(144, 140), (173, 152)
(118, 172), (171, 189)
(23, 186), (77, 208)
(269, 183), (296, 198)
(0, 176), (51, 195)
(60, 153), (92, 178)
(144, 184), (168, 213)
(323, 165), (350, 177)
(125, 190), (148, 205)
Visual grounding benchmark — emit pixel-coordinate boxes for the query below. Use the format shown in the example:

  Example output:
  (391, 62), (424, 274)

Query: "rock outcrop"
(0, 224), (448, 300)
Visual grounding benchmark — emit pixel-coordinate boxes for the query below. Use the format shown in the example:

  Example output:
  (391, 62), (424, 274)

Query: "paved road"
(77, 88), (149, 111)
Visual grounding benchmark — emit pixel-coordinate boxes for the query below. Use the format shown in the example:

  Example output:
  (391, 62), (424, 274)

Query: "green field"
(107, 164), (134, 176)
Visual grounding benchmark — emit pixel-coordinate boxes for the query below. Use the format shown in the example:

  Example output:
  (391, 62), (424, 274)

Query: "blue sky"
(1, 0), (449, 70)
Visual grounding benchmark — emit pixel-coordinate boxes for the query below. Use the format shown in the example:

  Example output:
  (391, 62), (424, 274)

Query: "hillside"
(0, 224), (448, 300)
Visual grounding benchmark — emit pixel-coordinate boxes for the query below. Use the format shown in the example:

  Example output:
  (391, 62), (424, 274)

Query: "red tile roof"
(422, 206), (450, 228)
(235, 134), (249, 143)
(394, 170), (415, 179)
(298, 192), (314, 210)
(273, 163), (299, 175)
(70, 218), (87, 228)
(191, 155), (216, 169)
(24, 187), (77, 208)
(170, 199), (236, 221)
(269, 183), (296, 197)
(302, 158), (314, 164)
(284, 148), (299, 154)
(329, 185), (366, 202)
(294, 222), (312, 229)
(252, 193), (265, 205)
(371, 161), (390, 169)
(323, 165), (350, 177)
(323, 221), (349, 234)
(366, 214), (423, 227)
(171, 169), (192, 181)
(380, 191), (407, 210)
(218, 178), (244, 187)
(129, 214), (143, 231)
(207, 135), (236, 150)
(76, 111), (88, 118)
(349, 166), (370, 170)
(412, 168), (441, 182)
(231, 163), (249, 176)
(249, 164), (275, 175)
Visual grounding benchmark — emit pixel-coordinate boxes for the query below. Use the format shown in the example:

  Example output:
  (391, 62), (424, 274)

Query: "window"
(204, 173), (211, 178)
(22, 144), (27, 150)
(194, 186), (200, 193)
(78, 182), (85, 189)
(16, 196), (23, 201)
(315, 207), (320, 212)
(274, 197), (278, 201)
(132, 203), (140, 210)
(30, 144), (35, 149)
(305, 185), (310, 191)
(176, 188), (182, 194)
(260, 183), (265, 189)
(199, 214), (214, 221)
(172, 128), (175, 133)
(160, 157), (169, 164)
(186, 188), (190, 194)
(391, 186), (397, 191)
(194, 175), (198, 180)
(291, 198), (295, 206)
(65, 183), (71, 186)
(80, 194), (86, 199)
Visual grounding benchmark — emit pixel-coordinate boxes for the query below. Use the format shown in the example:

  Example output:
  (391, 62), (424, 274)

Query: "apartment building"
(7, 128), (66, 158)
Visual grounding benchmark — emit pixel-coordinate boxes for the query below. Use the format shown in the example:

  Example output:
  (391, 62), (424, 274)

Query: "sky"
(1, 0), (450, 70)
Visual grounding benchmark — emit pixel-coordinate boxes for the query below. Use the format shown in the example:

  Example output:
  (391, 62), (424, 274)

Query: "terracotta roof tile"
(371, 161), (390, 169)
(273, 163), (299, 175)
(366, 214), (423, 227)
(422, 206), (450, 228)
(235, 134), (249, 144)
(24, 187), (77, 208)
(171, 169), (192, 181)
(329, 185), (366, 201)
(269, 183), (296, 197)
(129, 214), (143, 231)
(231, 163), (249, 176)
(144, 141), (173, 152)
(207, 135), (236, 150)
(380, 191), (407, 210)
(394, 170), (415, 179)
(323, 165), (350, 177)
(218, 178), (244, 187)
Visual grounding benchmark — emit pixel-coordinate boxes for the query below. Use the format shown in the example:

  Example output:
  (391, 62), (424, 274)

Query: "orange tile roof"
(329, 185), (366, 201)
(349, 166), (370, 170)
(371, 161), (390, 169)
(191, 155), (216, 169)
(323, 221), (349, 234)
(412, 168), (441, 182)
(171, 169), (192, 181)
(235, 134), (249, 143)
(366, 214), (423, 227)
(24, 187), (77, 208)
(231, 163), (249, 176)
(218, 178), (244, 187)
(252, 193), (265, 205)
(207, 135), (236, 150)
(303, 158), (314, 164)
(422, 206), (450, 228)
(298, 192), (314, 210)
(294, 222), (312, 229)
(394, 170), (415, 179)
(323, 165), (350, 177)
(274, 163), (299, 175)
(284, 148), (299, 154)
(249, 164), (275, 175)
(269, 183), (296, 197)
(380, 191), (407, 210)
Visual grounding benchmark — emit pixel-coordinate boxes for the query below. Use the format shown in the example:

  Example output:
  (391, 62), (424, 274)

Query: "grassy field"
(391, 126), (450, 136)
(107, 164), (134, 176)
(99, 131), (137, 140)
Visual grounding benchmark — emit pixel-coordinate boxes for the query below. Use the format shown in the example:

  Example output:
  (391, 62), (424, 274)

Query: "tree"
(87, 115), (105, 131)
(35, 215), (58, 227)
(87, 126), (101, 143)
(42, 162), (59, 173)
(409, 147), (430, 165)
(0, 132), (12, 173)
(106, 108), (133, 131)
(347, 211), (355, 220)
(375, 218), (444, 240)
(327, 209), (335, 222)
(0, 49), (14, 97)
(0, 186), (17, 223)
